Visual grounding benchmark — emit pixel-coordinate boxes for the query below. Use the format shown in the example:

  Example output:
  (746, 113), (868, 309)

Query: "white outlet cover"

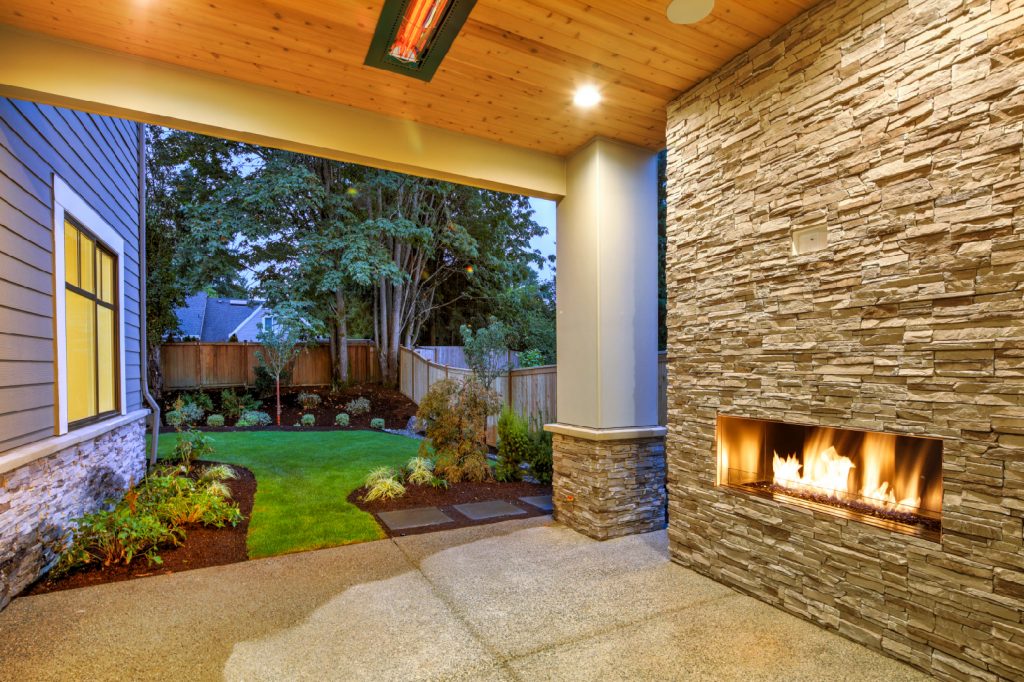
(792, 225), (828, 255)
(667, 0), (715, 24)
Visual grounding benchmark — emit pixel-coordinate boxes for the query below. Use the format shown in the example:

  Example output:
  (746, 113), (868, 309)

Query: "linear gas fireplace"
(717, 415), (943, 538)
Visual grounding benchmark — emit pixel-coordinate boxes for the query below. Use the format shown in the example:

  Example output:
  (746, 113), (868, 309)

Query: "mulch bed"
(350, 480), (554, 537)
(166, 383), (418, 431)
(23, 463), (255, 596)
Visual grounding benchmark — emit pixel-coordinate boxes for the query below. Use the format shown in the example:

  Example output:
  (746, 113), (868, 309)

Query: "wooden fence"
(399, 346), (668, 444)
(160, 340), (380, 390)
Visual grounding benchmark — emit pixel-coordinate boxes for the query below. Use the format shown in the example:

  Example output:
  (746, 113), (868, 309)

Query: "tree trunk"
(275, 376), (282, 426)
(336, 288), (349, 384)
(148, 343), (164, 401)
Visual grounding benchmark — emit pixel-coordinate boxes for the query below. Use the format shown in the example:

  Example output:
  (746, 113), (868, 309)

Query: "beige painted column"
(546, 138), (667, 540)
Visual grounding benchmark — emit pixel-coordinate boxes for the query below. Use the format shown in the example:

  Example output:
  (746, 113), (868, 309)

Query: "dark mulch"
(166, 383), (418, 431)
(350, 480), (553, 537)
(23, 463), (255, 596)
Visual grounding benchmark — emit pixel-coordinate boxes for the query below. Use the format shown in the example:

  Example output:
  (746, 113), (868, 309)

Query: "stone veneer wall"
(0, 418), (146, 608)
(552, 434), (666, 540)
(665, 0), (1024, 680)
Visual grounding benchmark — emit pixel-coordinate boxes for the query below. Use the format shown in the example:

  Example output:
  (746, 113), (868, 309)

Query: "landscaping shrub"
(461, 319), (511, 389)
(165, 410), (184, 428)
(236, 410), (272, 427)
(297, 392), (322, 410)
(220, 389), (261, 420)
(518, 348), (545, 368)
(405, 457), (435, 486)
(527, 425), (553, 485)
(334, 413), (350, 427)
(362, 467), (406, 501)
(370, 417), (385, 430)
(496, 405), (530, 482)
(300, 413), (316, 427)
(416, 378), (499, 483)
(178, 400), (205, 425)
(173, 429), (215, 468)
(183, 391), (214, 414)
(345, 396), (371, 416)
(52, 464), (243, 576)
(206, 414), (225, 427)
(253, 364), (290, 399)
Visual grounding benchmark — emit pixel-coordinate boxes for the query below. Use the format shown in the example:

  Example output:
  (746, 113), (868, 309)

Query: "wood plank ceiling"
(0, 0), (822, 156)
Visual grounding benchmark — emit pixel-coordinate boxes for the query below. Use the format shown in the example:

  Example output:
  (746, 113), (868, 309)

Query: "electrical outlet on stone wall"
(792, 225), (828, 255)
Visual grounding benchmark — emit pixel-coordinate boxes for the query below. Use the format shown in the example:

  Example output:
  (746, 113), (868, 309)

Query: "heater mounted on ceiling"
(364, 0), (477, 82)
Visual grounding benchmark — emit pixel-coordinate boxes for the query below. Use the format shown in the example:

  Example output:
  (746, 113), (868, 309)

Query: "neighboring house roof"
(175, 292), (208, 339)
(173, 293), (266, 342)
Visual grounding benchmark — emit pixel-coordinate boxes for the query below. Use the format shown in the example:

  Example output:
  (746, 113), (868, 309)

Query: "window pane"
(97, 305), (116, 413)
(66, 290), (97, 422)
(79, 233), (95, 294)
(64, 223), (79, 286)
(99, 252), (114, 304)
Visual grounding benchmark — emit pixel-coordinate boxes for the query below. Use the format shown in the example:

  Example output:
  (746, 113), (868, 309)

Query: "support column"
(546, 138), (666, 540)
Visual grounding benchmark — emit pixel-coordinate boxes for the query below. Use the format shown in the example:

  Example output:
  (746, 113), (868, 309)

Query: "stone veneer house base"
(0, 415), (147, 608)
(665, 0), (1024, 680)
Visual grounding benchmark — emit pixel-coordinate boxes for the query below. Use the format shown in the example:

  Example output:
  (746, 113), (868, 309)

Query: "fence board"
(398, 347), (668, 446)
(160, 340), (380, 390)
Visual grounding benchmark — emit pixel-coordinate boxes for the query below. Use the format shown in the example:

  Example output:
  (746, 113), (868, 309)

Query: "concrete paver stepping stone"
(519, 495), (553, 512)
(377, 507), (453, 531)
(454, 500), (527, 520)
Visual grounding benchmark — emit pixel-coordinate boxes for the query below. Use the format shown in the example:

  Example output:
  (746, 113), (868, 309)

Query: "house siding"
(0, 98), (142, 452)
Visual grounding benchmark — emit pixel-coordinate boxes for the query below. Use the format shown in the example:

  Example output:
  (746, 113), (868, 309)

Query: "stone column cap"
(544, 422), (667, 441)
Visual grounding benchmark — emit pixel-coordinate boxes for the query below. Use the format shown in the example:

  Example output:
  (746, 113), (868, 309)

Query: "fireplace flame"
(771, 429), (926, 513)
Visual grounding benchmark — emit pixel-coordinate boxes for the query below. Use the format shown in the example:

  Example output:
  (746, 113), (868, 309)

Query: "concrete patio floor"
(0, 517), (930, 681)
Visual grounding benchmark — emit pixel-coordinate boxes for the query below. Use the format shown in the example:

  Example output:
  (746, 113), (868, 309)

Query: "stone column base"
(546, 425), (667, 540)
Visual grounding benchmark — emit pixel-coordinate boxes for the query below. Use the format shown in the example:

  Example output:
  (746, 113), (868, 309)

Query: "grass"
(156, 430), (421, 558)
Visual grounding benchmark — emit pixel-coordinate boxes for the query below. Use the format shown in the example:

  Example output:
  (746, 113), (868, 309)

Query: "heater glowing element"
(388, 0), (453, 64)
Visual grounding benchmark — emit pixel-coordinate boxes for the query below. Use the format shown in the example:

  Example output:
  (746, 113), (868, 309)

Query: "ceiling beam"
(0, 26), (567, 199)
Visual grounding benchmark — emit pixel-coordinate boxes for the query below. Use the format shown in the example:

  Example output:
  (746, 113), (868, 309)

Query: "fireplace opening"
(717, 415), (943, 538)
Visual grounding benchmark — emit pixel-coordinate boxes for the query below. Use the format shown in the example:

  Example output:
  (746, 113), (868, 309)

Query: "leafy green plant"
(370, 417), (385, 430)
(405, 457), (435, 486)
(345, 397), (371, 416)
(165, 410), (184, 428)
(183, 391), (214, 413)
(518, 348), (545, 368)
(416, 378), (500, 483)
(173, 428), (215, 468)
(335, 413), (350, 427)
(236, 410), (272, 427)
(461, 318), (511, 389)
(253, 365), (290, 400)
(206, 414), (225, 427)
(297, 392), (322, 410)
(496, 405), (530, 482)
(363, 474), (406, 502)
(178, 400), (205, 425)
(300, 413), (316, 427)
(221, 389), (261, 420)
(52, 504), (181, 575)
(527, 422), (553, 485)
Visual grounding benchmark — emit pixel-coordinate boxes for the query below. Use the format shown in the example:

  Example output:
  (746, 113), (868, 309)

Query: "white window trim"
(52, 175), (128, 435)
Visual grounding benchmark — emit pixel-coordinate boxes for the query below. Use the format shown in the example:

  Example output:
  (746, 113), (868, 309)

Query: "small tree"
(255, 318), (304, 426)
(460, 318), (511, 390)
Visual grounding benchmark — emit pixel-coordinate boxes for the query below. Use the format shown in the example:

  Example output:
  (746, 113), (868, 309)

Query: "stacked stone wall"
(665, 0), (1024, 678)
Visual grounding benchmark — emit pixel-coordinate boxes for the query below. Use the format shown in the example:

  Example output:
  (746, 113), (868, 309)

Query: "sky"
(528, 197), (557, 282)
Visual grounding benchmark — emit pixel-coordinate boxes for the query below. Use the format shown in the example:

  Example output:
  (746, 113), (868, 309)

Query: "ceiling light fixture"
(573, 85), (602, 108)
(365, 0), (477, 82)
(666, 0), (715, 25)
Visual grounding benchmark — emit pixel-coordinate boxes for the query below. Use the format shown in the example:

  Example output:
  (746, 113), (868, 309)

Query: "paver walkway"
(0, 517), (930, 681)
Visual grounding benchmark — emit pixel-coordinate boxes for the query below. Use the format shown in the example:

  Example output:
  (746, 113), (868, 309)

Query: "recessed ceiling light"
(667, 0), (714, 24)
(573, 85), (602, 108)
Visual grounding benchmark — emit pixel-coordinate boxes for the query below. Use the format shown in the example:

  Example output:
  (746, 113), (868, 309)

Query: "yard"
(155, 430), (421, 557)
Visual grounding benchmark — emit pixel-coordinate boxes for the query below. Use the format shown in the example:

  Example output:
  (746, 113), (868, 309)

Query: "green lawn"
(156, 430), (421, 558)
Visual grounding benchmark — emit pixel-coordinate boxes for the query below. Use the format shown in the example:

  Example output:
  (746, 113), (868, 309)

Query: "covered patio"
(0, 518), (927, 681)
